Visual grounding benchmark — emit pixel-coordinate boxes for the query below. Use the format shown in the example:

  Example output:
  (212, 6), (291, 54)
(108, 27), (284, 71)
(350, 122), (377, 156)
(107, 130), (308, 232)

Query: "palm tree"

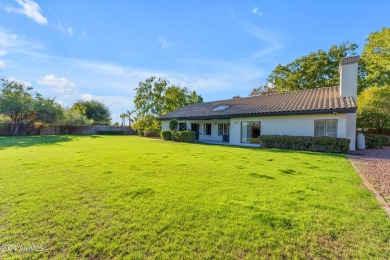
(120, 113), (126, 126)
(126, 110), (134, 127)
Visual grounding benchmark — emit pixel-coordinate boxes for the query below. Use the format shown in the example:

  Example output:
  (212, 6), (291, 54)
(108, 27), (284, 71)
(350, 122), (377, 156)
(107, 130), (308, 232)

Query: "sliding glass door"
(241, 121), (261, 144)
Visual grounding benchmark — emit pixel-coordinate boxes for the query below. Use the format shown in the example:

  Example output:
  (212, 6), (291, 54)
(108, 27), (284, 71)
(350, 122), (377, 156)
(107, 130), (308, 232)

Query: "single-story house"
(158, 55), (360, 150)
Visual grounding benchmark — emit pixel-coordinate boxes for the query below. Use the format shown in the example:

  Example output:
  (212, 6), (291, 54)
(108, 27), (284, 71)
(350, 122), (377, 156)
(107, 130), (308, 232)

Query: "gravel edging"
(348, 146), (390, 217)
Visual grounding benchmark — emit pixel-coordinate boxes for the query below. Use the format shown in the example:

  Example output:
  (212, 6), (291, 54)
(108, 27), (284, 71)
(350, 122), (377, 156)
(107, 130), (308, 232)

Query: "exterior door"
(191, 123), (200, 140)
(222, 123), (230, 142)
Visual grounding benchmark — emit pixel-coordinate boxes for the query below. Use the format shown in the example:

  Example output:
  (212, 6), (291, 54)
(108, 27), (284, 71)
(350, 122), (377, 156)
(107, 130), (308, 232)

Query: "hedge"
(180, 130), (196, 143)
(161, 130), (171, 140)
(169, 130), (196, 143)
(259, 135), (350, 154)
(97, 130), (126, 135)
(365, 134), (390, 148)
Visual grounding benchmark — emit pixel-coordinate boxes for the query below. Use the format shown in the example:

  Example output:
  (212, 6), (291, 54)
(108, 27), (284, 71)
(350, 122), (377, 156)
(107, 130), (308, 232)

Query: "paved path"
(349, 147), (390, 215)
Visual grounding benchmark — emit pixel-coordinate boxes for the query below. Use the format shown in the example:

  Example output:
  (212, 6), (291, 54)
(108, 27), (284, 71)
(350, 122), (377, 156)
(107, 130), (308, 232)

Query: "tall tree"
(357, 85), (390, 132)
(0, 79), (35, 135)
(133, 76), (203, 117)
(361, 27), (390, 88)
(120, 113), (126, 126)
(0, 78), (64, 135)
(267, 42), (358, 93)
(72, 100), (111, 124)
(249, 84), (278, 96)
(62, 108), (93, 126)
(126, 110), (133, 126)
(73, 102), (87, 114)
(33, 93), (64, 126)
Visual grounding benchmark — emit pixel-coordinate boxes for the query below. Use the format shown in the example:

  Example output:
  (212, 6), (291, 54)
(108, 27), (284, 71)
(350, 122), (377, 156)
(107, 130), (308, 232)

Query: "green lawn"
(0, 136), (389, 259)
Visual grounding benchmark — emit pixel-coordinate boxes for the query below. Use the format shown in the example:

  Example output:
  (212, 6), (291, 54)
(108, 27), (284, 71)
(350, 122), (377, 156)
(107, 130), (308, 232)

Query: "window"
(314, 119), (338, 137)
(204, 123), (211, 135)
(241, 121), (261, 143)
(218, 123), (230, 136)
(178, 123), (187, 131)
(213, 105), (229, 111)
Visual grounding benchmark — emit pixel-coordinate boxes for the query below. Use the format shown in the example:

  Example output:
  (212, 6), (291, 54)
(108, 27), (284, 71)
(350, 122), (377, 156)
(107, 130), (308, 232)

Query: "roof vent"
(213, 105), (229, 111)
(232, 95), (241, 99)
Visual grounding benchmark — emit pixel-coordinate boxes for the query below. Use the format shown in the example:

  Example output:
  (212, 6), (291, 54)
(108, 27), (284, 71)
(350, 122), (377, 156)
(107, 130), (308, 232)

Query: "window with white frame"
(204, 123), (211, 135)
(218, 123), (229, 136)
(314, 119), (338, 137)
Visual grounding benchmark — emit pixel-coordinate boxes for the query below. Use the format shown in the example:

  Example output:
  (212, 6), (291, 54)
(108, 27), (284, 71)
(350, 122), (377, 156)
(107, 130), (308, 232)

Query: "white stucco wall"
(190, 120), (230, 142)
(162, 121), (169, 131)
(161, 113), (356, 150)
(340, 63), (358, 100)
(229, 113), (355, 150)
(345, 113), (357, 150)
(161, 119), (230, 142)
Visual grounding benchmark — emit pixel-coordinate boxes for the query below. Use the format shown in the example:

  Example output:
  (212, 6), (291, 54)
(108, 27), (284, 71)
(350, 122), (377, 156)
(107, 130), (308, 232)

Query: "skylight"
(213, 105), (229, 111)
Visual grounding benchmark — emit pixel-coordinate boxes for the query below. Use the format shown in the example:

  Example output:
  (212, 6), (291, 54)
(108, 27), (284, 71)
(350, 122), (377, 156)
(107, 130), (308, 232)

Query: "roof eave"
(157, 107), (357, 121)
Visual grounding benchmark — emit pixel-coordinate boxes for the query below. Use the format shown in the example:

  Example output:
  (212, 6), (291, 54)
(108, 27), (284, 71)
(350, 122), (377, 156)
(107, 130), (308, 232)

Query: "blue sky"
(0, 0), (389, 123)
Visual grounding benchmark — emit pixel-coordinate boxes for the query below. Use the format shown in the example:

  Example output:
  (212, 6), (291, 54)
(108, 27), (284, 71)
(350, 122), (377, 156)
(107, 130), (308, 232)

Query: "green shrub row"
(259, 135), (350, 154)
(161, 130), (171, 140)
(365, 134), (390, 148)
(161, 130), (196, 143)
(97, 130), (126, 135)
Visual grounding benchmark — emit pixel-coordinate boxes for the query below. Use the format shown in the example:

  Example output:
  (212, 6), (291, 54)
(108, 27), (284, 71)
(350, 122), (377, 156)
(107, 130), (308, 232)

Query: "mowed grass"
(0, 136), (389, 259)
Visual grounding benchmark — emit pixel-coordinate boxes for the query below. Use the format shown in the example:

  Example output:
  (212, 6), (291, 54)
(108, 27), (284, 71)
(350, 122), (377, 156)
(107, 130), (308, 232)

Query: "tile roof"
(158, 86), (357, 120)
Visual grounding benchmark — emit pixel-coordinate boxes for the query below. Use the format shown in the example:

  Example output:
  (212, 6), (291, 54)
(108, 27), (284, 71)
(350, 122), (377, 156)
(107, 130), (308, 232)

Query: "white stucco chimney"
(339, 55), (360, 99)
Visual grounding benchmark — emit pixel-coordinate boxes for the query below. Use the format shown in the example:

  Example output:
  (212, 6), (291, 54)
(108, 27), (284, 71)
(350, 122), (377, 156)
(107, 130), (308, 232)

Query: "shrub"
(169, 130), (196, 143)
(161, 130), (171, 140)
(97, 130), (126, 135)
(144, 128), (161, 138)
(365, 134), (390, 148)
(132, 115), (161, 137)
(179, 130), (196, 143)
(259, 135), (350, 154)
(169, 119), (178, 131)
(171, 131), (180, 142)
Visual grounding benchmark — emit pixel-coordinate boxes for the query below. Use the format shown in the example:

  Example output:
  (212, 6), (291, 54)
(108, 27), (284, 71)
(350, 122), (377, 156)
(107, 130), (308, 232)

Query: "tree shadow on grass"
(0, 135), (74, 150)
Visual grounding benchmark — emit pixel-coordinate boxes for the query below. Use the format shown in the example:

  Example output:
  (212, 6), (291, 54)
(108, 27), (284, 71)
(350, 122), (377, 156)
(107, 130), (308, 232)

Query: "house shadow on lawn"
(197, 142), (345, 159)
(0, 135), (74, 150)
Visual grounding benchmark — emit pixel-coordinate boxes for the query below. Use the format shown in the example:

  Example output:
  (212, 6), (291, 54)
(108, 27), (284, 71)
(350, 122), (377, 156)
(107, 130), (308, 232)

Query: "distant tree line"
(0, 78), (112, 136)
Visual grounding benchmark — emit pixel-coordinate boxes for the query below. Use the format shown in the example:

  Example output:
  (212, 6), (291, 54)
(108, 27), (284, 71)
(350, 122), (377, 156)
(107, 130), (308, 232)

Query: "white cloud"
(0, 60), (5, 69)
(80, 93), (134, 110)
(5, 0), (48, 25)
(252, 7), (263, 17)
(0, 30), (19, 47)
(0, 50), (7, 56)
(54, 22), (73, 36)
(80, 93), (98, 101)
(158, 36), (172, 50)
(0, 29), (46, 59)
(241, 22), (284, 60)
(7, 77), (32, 86)
(38, 74), (76, 93)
